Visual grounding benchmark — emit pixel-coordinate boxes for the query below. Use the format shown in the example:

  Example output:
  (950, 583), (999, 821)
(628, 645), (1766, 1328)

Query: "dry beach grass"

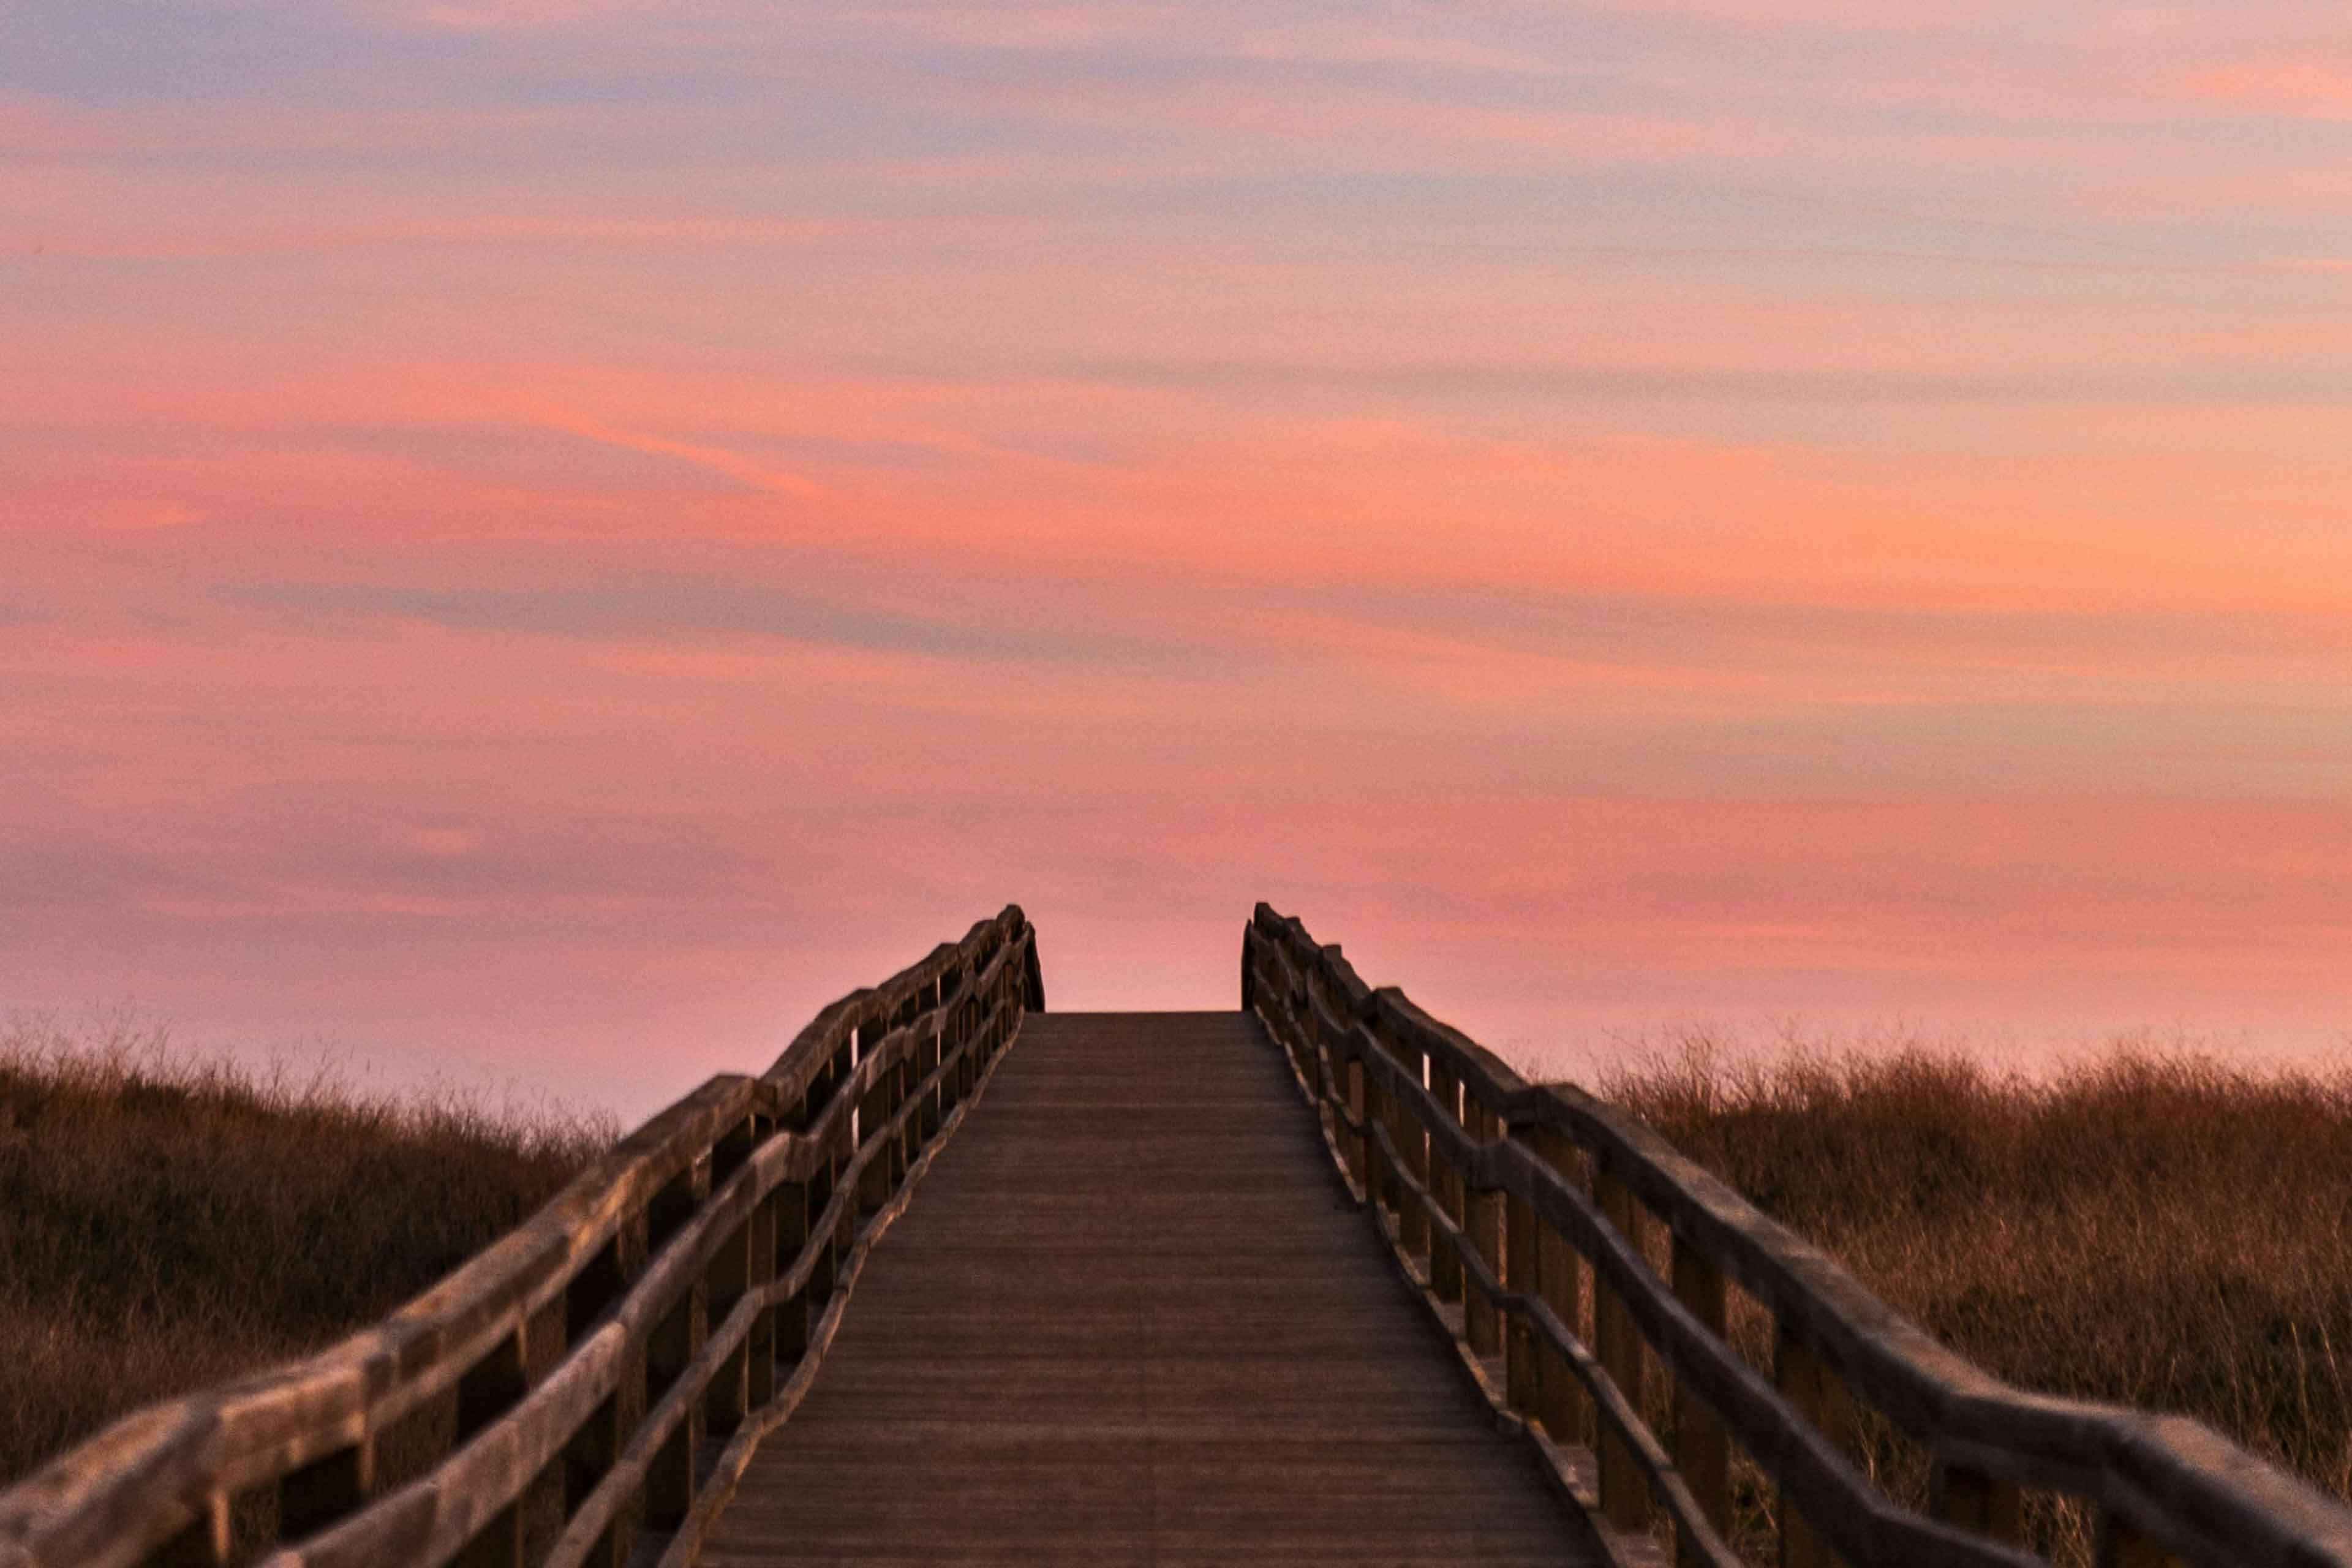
(6, 1006), (2346, 1568)
(1601, 1033), (2352, 1565)
(0, 1012), (611, 1488)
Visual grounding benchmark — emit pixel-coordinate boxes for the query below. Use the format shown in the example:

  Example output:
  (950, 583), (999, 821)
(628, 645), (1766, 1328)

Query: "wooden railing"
(1242, 903), (2352, 1568)
(0, 907), (1044, 1568)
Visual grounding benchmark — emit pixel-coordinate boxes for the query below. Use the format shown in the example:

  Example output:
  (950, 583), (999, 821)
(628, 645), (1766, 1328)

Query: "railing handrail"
(0, 905), (1043, 1568)
(1243, 902), (2352, 1568)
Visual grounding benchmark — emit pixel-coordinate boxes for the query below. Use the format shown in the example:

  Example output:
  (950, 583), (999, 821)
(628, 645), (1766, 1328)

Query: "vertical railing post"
(918, 979), (941, 1147)
(1464, 1100), (1504, 1359)
(1310, 978), (1336, 1142)
(1670, 1232), (1731, 1564)
(744, 1186), (777, 1409)
(636, 1140), (711, 1543)
(1295, 970), (1330, 1145)
(1429, 1061), (1465, 1304)
(564, 1208), (643, 1568)
(1344, 1046), (1370, 1193)
(1397, 1040), (1430, 1264)
(777, 1177), (814, 1362)
(970, 982), (985, 1087)
(858, 1017), (894, 1216)
(1380, 1049), (1409, 1219)
(970, 964), (986, 1086)
(937, 974), (961, 1117)
(959, 993), (978, 1101)
(453, 1324), (533, 1568)
(1532, 1125), (1589, 1449)
(646, 1276), (707, 1532)
(1776, 1323), (1851, 1568)
(704, 1219), (753, 1442)
(1504, 1121), (1540, 1418)
(829, 1022), (853, 1126)
(143, 1494), (230, 1568)
(1362, 1047), (1393, 1229)
(830, 1104), (856, 1291)
(1594, 1156), (1652, 1533)
(888, 1003), (913, 1191)
(1288, 990), (1313, 1087)
(569, 1393), (629, 1568)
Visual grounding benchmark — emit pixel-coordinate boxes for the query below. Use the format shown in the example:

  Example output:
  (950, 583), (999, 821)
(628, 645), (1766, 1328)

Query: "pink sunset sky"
(4, 0), (2348, 1114)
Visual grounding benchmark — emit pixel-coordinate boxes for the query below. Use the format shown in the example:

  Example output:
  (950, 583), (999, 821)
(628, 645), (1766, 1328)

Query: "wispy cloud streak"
(4, 0), (2348, 1109)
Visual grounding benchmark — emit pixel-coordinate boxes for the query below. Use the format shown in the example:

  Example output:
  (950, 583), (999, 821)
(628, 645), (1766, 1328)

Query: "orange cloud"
(521, 412), (831, 499)
(2179, 57), (2352, 119)
(10, 0), (2352, 1109)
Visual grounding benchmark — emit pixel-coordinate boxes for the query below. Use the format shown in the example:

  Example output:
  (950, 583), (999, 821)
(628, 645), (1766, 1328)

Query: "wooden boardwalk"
(17, 910), (2341, 1568)
(701, 1011), (1601, 1566)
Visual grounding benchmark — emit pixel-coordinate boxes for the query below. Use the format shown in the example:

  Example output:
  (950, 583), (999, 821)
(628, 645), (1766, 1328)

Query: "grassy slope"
(9, 1009), (2343, 1562)
(1600, 1037), (2352, 1564)
(0, 1016), (612, 1487)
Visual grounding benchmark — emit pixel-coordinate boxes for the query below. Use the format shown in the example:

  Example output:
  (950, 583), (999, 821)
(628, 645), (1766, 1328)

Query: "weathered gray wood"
(17, 900), (2352, 1568)
(699, 1012), (1603, 1567)
(1464, 1103), (1506, 1360)
(1532, 1128), (1588, 1449)
(1504, 1153), (1540, 1420)
(652, 993), (1035, 1568)
(270, 959), (1031, 1568)
(0, 909), (1034, 1568)
(1338, 993), (2042, 1568)
(1594, 1163), (1651, 1535)
(1429, 1060), (1466, 1306)
(1329, 1000), (2037, 1568)
(1777, 1325), (1850, 1568)
(1248, 901), (2352, 1568)
(1672, 1236), (1731, 1567)
(1305, 1032), (1745, 1568)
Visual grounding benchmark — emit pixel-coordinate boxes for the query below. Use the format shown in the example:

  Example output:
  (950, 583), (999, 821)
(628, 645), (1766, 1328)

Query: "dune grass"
(1598, 1031), (2352, 1565)
(0, 1011), (614, 1488)
(9, 1005), (2345, 1565)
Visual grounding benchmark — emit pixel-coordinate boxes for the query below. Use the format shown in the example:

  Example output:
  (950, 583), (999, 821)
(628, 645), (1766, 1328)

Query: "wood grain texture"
(0, 910), (1033, 1568)
(699, 1011), (1600, 1568)
(1245, 905), (2352, 1568)
(18, 897), (2348, 1568)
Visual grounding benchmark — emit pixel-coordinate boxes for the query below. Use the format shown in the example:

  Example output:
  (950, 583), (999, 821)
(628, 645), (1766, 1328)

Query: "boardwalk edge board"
(643, 988), (1027, 1568)
(11, 899), (2348, 1568)
(0, 907), (1042, 1568)
(1243, 902), (2352, 1568)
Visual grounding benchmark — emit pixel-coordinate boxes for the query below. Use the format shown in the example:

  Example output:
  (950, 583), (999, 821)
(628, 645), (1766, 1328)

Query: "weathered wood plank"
(0, 907), (1035, 1568)
(1250, 901), (2352, 1568)
(699, 1012), (1602, 1567)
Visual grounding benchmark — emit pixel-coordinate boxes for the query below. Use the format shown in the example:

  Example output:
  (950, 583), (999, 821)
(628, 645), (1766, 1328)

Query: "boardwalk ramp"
(703, 1011), (1597, 1566)
(7, 903), (2352, 1568)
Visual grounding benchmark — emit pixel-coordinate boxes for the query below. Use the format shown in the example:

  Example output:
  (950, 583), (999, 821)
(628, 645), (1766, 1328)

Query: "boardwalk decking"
(13, 911), (2347, 1568)
(701, 1010), (1602, 1566)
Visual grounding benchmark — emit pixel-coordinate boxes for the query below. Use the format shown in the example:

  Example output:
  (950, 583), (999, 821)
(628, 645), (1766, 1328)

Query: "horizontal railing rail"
(0, 907), (1044, 1568)
(1242, 902), (2352, 1568)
